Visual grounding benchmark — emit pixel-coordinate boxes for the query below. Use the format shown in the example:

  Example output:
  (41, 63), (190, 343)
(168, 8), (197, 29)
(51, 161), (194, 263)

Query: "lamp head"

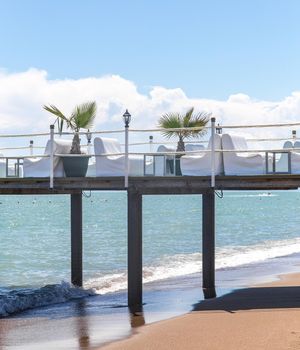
(86, 129), (92, 144)
(123, 109), (131, 127)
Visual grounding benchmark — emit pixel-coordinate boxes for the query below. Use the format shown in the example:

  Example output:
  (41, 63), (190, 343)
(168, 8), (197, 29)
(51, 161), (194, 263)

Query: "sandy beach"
(102, 272), (300, 350)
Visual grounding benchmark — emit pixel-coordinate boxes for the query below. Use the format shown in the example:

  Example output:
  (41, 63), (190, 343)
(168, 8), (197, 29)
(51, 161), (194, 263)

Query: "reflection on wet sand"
(74, 300), (90, 349)
(129, 305), (145, 328)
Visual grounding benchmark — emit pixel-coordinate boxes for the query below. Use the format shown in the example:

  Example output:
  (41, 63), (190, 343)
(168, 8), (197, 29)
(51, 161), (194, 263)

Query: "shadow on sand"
(193, 286), (300, 313)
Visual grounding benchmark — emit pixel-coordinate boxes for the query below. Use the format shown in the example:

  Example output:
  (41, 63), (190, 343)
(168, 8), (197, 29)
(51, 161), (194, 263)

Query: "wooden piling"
(71, 192), (83, 287)
(127, 189), (143, 307)
(202, 190), (216, 298)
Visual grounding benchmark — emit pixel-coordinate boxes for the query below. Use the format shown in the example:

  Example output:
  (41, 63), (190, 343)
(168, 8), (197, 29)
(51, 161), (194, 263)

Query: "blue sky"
(1, 0), (299, 101)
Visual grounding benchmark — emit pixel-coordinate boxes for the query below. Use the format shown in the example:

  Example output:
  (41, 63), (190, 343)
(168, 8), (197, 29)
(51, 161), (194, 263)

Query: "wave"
(86, 237), (300, 294)
(2, 237), (300, 317)
(0, 281), (95, 317)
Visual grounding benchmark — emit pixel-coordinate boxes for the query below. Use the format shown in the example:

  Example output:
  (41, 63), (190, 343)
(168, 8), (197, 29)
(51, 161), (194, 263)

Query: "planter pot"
(61, 155), (90, 177)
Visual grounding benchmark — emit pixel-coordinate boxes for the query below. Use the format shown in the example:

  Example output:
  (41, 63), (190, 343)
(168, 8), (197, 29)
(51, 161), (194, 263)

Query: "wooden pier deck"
(1, 174), (300, 194)
(1, 175), (300, 307)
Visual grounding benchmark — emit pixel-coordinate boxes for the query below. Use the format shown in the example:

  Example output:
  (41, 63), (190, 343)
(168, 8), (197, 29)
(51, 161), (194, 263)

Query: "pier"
(2, 118), (300, 308)
(1, 174), (300, 307)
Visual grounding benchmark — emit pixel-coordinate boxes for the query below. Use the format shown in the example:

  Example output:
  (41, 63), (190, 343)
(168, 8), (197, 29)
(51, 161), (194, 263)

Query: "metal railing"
(0, 118), (300, 188)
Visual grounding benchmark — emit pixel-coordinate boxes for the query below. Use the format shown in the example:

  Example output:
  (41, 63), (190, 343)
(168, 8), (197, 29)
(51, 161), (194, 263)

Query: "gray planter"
(62, 155), (90, 177)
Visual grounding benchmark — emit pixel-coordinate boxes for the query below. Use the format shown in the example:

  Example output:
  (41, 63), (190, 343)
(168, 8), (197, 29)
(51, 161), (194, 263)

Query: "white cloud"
(0, 68), (300, 153)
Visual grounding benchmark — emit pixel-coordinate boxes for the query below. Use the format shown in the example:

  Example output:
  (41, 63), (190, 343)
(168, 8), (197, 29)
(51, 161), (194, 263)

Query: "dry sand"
(101, 273), (300, 350)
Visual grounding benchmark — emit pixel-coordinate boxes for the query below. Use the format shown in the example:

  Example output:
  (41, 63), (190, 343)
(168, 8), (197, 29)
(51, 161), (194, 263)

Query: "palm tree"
(158, 107), (210, 152)
(43, 101), (97, 154)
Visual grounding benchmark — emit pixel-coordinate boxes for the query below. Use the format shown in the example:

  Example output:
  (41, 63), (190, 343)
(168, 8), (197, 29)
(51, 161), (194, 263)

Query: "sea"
(1, 189), (300, 315)
(1, 189), (300, 348)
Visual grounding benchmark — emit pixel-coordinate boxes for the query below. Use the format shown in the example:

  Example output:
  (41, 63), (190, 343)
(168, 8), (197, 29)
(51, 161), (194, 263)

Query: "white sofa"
(94, 137), (147, 176)
(180, 134), (223, 176)
(23, 139), (72, 177)
(222, 134), (265, 175)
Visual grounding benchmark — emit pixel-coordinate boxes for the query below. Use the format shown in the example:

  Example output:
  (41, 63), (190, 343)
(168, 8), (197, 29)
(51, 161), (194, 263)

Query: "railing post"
(50, 124), (54, 189)
(29, 140), (34, 156)
(210, 117), (216, 188)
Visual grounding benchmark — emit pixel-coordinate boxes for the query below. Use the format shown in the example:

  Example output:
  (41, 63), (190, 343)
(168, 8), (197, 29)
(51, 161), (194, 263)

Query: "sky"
(0, 0), (300, 150)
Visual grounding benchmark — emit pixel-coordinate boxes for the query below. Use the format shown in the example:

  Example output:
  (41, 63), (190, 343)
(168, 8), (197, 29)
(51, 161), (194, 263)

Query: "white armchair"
(23, 139), (72, 177)
(180, 134), (223, 176)
(222, 134), (265, 175)
(94, 137), (145, 176)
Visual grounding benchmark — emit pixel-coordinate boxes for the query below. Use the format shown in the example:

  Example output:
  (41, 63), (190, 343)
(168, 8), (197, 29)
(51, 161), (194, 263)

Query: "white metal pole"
(211, 117), (216, 188)
(125, 125), (129, 188)
(87, 141), (92, 155)
(50, 124), (54, 189)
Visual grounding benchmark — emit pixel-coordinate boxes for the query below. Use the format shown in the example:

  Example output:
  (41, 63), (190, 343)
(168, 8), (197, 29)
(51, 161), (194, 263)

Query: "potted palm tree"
(44, 101), (97, 177)
(158, 107), (210, 175)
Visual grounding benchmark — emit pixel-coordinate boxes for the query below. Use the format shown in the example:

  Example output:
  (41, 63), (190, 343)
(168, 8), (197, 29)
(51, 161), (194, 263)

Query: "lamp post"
(86, 129), (92, 155)
(149, 135), (153, 153)
(29, 140), (34, 156)
(216, 123), (222, 135)
(123, 109), (131, 188)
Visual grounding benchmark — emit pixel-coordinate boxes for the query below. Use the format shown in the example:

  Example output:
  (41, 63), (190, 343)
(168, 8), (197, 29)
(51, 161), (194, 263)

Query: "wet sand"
(102, 273), (300, 350)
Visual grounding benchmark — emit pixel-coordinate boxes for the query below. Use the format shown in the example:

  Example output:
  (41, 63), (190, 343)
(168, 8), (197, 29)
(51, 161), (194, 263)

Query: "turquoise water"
(1, 190), (300, 315)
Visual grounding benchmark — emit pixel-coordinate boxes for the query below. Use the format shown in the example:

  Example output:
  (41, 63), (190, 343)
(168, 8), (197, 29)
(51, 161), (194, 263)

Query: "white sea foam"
(0, 281), (95, 317)
(86, 237), (300, 294)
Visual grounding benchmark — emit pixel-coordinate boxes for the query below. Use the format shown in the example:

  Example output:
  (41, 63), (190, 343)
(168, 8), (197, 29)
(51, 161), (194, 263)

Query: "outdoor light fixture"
(86, 129), (92, 144)
(216, 123), (222, 134)
(292, 130), (297, 140)
(123, 109), (131, 127)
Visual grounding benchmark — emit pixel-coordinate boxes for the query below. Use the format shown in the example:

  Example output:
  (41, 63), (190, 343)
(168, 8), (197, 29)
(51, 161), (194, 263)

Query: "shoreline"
(1, 252), (300, 349)
(101, 272), (300, 350)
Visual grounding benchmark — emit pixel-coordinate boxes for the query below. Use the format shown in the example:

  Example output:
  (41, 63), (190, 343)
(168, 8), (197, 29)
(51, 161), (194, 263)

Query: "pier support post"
(202, 190), (216, 298)
(127, 189), (143, 307)
(71, 192), (83, 287)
